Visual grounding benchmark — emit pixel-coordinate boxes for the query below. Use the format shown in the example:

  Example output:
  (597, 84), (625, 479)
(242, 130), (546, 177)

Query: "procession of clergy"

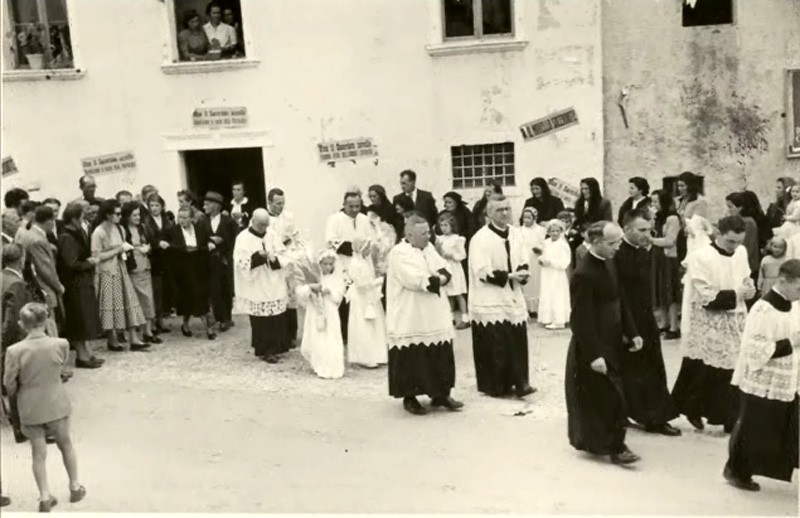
(235, 170), (798, 493)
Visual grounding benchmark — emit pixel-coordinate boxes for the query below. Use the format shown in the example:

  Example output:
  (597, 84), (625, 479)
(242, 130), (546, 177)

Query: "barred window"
(451, 142), (515, 189)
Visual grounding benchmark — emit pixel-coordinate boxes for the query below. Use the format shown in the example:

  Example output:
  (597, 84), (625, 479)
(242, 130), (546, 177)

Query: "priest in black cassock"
(724, 259), (800, 491)
(615, 210), (681, 436)
(566, 221), (641, 465)
(468, 195), (535, 399)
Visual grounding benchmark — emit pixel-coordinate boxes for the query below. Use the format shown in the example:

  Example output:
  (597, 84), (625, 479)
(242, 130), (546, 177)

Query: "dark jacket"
(202, 213), (238, 260)
(392, 189), (438, 227)
(142, 212), (171, 275)
(523, 195), (565, 223)
(229, 199), (256, 231)
(616, 197), (651, 226)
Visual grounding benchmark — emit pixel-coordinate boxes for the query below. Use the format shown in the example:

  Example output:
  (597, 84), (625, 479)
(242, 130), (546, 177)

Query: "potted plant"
(17, 24), (46, 69)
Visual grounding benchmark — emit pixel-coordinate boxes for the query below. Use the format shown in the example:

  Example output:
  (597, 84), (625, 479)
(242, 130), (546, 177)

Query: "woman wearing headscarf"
(523, 177), (565, 223)
(573, 177), (613, 229)
(366, 184), (396, 226)
(441, 191), (474, 242)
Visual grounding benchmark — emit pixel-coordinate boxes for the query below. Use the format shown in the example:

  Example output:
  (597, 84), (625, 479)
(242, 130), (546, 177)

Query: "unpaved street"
(1, 317), (797, 514)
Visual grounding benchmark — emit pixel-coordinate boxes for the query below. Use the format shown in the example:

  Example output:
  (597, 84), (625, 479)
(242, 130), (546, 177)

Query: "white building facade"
(2, 0), (603, 246)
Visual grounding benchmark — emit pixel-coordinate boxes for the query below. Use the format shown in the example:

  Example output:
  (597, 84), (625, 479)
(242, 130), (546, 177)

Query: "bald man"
(233, 209), (290, 363)
(566, 221), (640, 465)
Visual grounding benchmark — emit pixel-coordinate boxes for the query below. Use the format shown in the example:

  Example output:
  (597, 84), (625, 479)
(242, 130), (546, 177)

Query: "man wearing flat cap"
(203, 191), (238, 333)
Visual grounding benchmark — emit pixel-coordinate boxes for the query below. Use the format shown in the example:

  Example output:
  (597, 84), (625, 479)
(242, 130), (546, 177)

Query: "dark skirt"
(621, 334), (678, 427)
(727, 393), (798, 482)
(62, 282), (102, 341)
(671, 357), (737, 427)
(565, 338), (627, 455)
(174, 251), (210, 318)
(471, 321), (529, 397)
(250, 314), (289, 358)
(651, 249), (682, 308)
(388, 341), (456, 398)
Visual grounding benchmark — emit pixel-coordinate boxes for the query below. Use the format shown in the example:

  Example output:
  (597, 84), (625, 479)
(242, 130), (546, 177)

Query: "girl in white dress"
(346, 239), (388, 368)
(297, 251), (346, 379)
(435, 212), (469, 329)
(773, 185), (800, 251)
(518, 207), (546, 318)
(537, 219), (571, 330)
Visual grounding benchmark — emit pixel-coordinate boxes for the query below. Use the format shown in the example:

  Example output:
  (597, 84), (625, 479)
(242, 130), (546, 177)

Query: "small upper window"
(173, 0), (246, 62)
(5, 0), (74, 70)
(682, 0), (733, 27)
(443, 0), (513, 40)
(451, 142), (515, 190)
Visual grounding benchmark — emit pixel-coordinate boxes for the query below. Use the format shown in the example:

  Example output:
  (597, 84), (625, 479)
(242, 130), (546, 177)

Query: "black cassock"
(566, 253), (634, 455)
(614, 240), (678, 427)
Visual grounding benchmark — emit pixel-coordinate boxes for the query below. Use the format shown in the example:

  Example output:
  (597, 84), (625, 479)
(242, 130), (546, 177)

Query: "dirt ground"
(1, 315), (797, 514)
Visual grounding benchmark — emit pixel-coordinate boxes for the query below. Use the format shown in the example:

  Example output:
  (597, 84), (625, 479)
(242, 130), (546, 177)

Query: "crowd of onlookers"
(177, 1), (245, 62)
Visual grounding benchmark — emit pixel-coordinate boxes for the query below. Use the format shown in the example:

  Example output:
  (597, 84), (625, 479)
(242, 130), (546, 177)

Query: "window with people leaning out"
(443, 0), (513, 40)
(175, 0), (245, 62)
(5, 0), (74, 70)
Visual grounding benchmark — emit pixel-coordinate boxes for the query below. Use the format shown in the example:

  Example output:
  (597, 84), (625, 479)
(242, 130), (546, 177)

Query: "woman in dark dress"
(472, 183), (503, 231)
(392, 196), (415, 242)
(56, 203), (103, 368)
(366, 184), (396, 226)
(574, 177), (613, 228)
(442, 191), (474, 242)
(164, 206), (215, 339)
(765, 177), (795, 230)
(144, 193), (172, 332)
(523, 177), (565, 223)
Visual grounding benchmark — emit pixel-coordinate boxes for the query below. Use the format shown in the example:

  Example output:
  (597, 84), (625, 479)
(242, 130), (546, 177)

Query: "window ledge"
(426, 39), (528, 57)
(161, 59), (260, 75)
(2, 68), (86, 82)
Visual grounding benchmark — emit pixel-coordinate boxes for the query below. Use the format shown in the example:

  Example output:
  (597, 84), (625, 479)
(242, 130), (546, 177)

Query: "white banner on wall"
(318, 137), (378, 162)
(192, 107), (248, 129)
(547, 177), (581, 208)
(81, 151), (137, 176)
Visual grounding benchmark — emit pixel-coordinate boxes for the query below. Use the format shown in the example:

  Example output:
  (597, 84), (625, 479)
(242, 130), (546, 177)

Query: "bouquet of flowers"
(17, 23), (45, 55)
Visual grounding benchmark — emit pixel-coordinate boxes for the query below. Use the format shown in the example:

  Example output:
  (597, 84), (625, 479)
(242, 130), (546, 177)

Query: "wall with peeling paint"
(2, 0), (603, 247)
(602, 0), (800, 221)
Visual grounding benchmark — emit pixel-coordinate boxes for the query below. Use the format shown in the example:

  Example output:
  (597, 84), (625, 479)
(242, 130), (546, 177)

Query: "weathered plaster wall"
(602, 0), (800, 220)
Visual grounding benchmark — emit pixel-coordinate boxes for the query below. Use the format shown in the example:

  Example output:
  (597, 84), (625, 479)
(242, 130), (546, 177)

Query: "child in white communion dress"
(346, 239), (388, 368)
(537, 219), (571, 330)
(518, 207), (547, 318)
(297, 251), (346, 379)
(435, 212), (470, 329)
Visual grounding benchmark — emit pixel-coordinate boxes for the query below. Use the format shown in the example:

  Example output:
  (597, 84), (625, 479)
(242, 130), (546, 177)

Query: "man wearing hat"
(203, 191), (239, 332)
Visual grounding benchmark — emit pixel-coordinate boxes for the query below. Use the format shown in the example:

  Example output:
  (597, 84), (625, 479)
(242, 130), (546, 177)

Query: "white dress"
(537, 237), (571, 325)
(773, 200), (800, 239)
(346, 253), (388, 367)
(436, 234), (467, 297)
(297, 273), (346, 379)
(518, 224), (546, 313)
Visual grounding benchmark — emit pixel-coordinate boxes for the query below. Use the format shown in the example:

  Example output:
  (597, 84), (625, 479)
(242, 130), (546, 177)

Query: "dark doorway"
(682, 0), (733, 27)
(183, 147), (266, 209)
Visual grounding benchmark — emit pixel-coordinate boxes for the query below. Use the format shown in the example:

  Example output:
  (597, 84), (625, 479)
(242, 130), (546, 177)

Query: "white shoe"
(546, 323), (565, 330)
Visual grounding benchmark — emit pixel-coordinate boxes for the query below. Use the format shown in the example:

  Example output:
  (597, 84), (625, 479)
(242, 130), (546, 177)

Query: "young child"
(538, 220), (571, 330)
(297, 251), (346, 379)
(347, 239), (388, 368)
(758, 237), (788, 296)
(436, 212), (469, 329)
(2, 303), (86, 512)
(773, 184), (800, 239)
(518, 207), (546, 319)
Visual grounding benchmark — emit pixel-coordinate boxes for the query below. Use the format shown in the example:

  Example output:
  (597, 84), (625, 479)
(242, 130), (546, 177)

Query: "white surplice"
(324, 211), (373, 279)
(233, 228), (287, 317)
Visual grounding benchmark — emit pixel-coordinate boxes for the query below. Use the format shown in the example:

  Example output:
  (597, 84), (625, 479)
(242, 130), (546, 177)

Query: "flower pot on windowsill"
(25, 53), (44, 70)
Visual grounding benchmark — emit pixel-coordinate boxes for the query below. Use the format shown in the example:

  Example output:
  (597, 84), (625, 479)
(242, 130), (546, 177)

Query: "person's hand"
(737, 284), (756, 300)
(532, 248), (542, 255)
(438, 274), (448, 285)
(122, 242), (134, 252)
(629, 336), (644, 352)
(590, 357), (607, 375)
(159, 240), (170, 249)
(88, 256), (99, 266)
(140, 244), (151, 254)
(222, 210), (230, 217)
(208, 242), (216, 252)
(258, 249), (270, 258)
(210, 236), (223, 245)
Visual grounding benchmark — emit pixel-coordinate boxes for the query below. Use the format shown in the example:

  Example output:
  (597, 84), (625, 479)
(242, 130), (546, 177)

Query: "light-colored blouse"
(91, 222), (124, 275)
(129, 226), (150, 273)
(181, 225), (197, 248)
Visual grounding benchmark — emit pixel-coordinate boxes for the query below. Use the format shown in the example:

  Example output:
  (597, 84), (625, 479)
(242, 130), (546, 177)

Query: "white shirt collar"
(589, 250), (604, 261)
(4, 267), (23, 279)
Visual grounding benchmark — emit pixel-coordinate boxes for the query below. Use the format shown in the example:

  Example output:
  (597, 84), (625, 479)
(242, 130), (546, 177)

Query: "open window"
(171, 0), (246, 63)
(443, 0), (513, 40)
(5, 0), (74, 71)
(682, 0), (733, 27)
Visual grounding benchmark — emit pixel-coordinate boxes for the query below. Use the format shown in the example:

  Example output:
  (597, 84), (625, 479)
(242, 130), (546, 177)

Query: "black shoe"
(610, 449), (640, 465)
(0, 495), (10, 507)
(130, 343), (151, 352)
(263, 354), (279, 364)
(664, 330), (681, 340)
(431, 396), (464, 411)
(75, 358), (102, 369)
(403, 397), (428, 416)
(38, 496), (57, 512)
(143, 335), (163, 345)
(181, 325), (192, 338)
(14, 431), (27, 444)
(723, 465), (760, 491)
(207, 330), (217, 341)
(90, 356), (106, 365)
(723, 423), (733, 434)
(219, 321), (231, 333)
(687, 416), (705, 431)
(45, 436), (55, 444)
(107, 344), (124, 352)
(117, 331), (127, 343)
(69, 485), (86, 503)
(515, 384), (537, 398)
(645, 423), (682, 436)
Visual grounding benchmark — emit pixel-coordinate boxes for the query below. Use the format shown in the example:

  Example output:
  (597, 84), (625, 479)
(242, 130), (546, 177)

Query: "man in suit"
(229, 181), (255, 231)
(15, 206), (64, 338)
(203, 191), (238, 332)
(2, 210), (21, 244)
(392, 170), (439, 228)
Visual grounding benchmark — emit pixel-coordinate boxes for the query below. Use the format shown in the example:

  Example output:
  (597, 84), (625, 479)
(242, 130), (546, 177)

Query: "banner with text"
(547, 177), (581, 208)
(520, 108), (579, 141)
(193, 107), (248, 129)
(81, 151), (137, 176)
(318, 137), (378, 162)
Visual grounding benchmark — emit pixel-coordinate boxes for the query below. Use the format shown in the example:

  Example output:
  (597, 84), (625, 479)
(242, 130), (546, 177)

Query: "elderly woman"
(164, 206), (215, 340)
(56, 203), (103, 368)
(90, 200), (148, 352)
(121, 202), (162, 345)
(177, 9), (210, 61)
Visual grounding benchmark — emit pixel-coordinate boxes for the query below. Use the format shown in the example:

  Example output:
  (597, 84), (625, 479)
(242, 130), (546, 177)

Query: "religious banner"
(192, 107), (248, 129)
(81, 151), (137, 176)
(547, 177), (581, 207)
(520, 108), (579, 141)
(318, 137), (378, 162)
(2, 156), (19, 177)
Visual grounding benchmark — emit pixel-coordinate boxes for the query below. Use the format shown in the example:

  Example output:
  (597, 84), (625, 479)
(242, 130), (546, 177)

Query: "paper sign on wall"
(193, 107), (248, 129)
(2, 156), (19, 177)
(520, 108), (579, 141)
(81, 151), (137, 176)
(318, 138), (378, 162)
(547, 177), (581, 208)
